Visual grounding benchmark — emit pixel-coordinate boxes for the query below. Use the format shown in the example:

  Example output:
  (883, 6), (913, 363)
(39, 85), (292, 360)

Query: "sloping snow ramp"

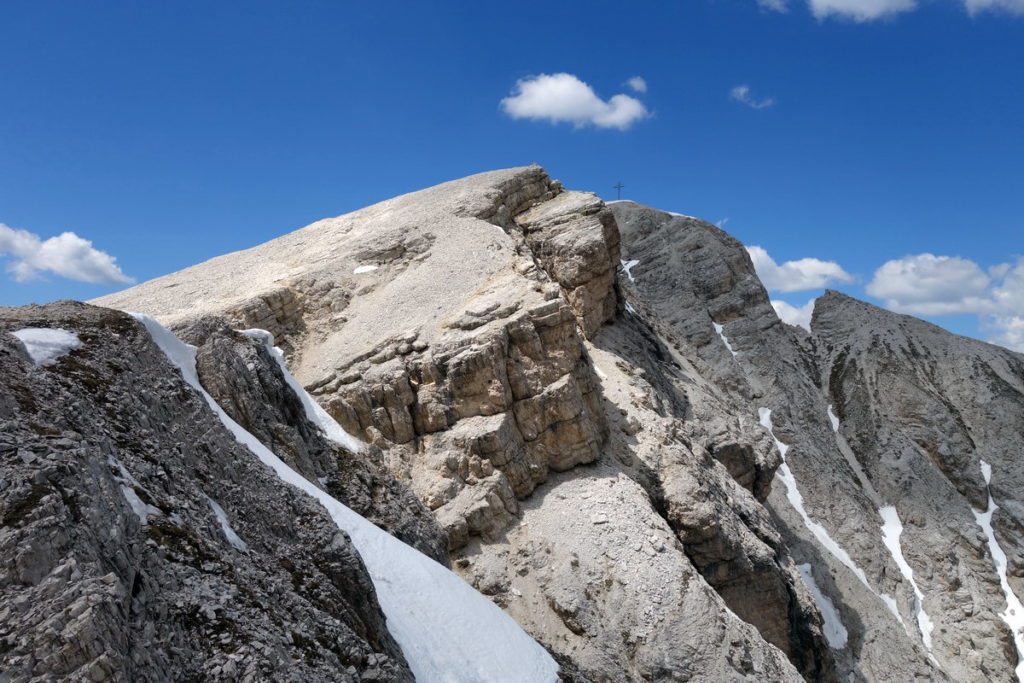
(133, 314), (559, 683)
(973, 461), (1024, 683)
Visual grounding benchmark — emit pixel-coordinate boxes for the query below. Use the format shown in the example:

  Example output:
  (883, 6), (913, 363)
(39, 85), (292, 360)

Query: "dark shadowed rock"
(0, 301), (414, 682)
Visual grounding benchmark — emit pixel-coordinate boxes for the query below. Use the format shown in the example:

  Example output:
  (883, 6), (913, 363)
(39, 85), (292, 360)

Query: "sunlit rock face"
(2, 166), (1019, 682)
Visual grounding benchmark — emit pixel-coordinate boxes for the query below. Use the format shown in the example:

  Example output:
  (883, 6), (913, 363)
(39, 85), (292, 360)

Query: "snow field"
(11, 327), (81, 366)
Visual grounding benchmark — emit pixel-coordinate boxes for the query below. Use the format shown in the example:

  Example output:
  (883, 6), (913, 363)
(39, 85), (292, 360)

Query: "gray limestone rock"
(6, 166), (1005, 682)
(0, 301), (413, 682)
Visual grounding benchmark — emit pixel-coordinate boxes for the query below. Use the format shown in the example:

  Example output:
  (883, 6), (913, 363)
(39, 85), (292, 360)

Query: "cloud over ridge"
(0, 223), (134, 286)
(501, 73), (649, 130)
(747, 245), (855, 292)
(867, 253), (1024, 350)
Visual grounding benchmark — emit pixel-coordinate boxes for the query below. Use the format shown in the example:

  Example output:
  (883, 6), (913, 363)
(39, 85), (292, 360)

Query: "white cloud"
(866, 254), (1024, 352)
(747, 245), (855, 292)
(626, 76), (648, 94)
(988, 317), (1024, 352)
(757, 0), (1021, 20)
(807, 0), (916, 20)
(866, 253), (997, 315)
(0, 223), (134, 286)
(963, 0), (1024, 13)
(501, 73), (649, 130)
(730, 85), (776, 110)
(772, 299), (816, 332)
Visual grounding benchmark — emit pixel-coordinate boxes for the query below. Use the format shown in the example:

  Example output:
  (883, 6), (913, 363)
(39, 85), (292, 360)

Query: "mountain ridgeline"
(3, 166), (1023, 682)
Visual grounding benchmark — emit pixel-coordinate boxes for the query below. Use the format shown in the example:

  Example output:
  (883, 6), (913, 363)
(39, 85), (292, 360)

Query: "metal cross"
(614, 181), (624, 200)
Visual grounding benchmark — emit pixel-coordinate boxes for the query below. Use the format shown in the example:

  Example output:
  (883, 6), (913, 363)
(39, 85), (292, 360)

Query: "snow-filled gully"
(712, 322), (737, 358)
(973, 461), (1024, 683)
(878, 506), (935, 650)
(759, 409), (871, 591)
(826, 406), (936, 654)
(759, 407), (856, 649)
(760, 406), (941, 653)
(133, 314), (559, 683)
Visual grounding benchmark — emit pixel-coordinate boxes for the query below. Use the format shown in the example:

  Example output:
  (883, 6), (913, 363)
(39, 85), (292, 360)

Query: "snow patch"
(759, 408), (917, 638)
(119, 486), (159, 524)
(880, 594), (904, 623)
(827, 404), (840, 432)
(879, 506), (934, 649)
(620, 259), (639, 282)
(353, 264), (378, 274)
(134, 313), (558, 683)
(972, 460), (1024, 682)
(625, 302), (637, 314)
(797, 563), (848, 649)
(108, 456), (160, 524)
(759, 408), (871, 590)
(204, 494), (248, 552)
(242, 329), (363, 453)
(11, 327), (81, 366)
(712, 322), (737, 357)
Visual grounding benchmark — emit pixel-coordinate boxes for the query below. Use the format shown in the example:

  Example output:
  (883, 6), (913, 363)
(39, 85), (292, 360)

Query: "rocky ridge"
(3, 165), (1022, 681)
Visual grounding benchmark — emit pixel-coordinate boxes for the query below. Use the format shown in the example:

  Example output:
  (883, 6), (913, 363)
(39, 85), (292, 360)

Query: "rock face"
(610, 200), (1024, 682)
(815, 291), (1024, 681)
(91, 167), (808, 680)
(0, 302), (415, 682)
(179, 317), (449, 565)
(4, 166), (1021, 682)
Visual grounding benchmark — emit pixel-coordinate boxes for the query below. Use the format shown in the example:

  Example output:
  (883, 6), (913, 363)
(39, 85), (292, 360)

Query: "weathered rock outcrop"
(178, 317), (449, 565)
(92, 167), (810, 680)
(0, 302), (414, 682)
(611, 200), (1024, 681)
(815, 290), (1024, 681)
(48, 166), (1023, 682)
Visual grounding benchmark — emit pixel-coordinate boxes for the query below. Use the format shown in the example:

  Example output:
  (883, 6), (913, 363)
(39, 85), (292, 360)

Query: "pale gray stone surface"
(3, 167), (1016, 681)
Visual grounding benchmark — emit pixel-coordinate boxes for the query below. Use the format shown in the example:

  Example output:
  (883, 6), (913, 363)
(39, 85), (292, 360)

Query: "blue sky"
(1, 1), (1022, 348)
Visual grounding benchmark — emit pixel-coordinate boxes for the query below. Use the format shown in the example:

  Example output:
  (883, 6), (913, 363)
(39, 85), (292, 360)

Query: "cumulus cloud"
(807, 0), (916, 20)
(626, 76), (648, 93)
(867, 254), (1024, 352)
(772, 299), (816, 331)
(0, 223), (134, 286)
(501, 73), (649, 130)
(963, 0), (1024, 13)
(987, 316), (1024, 352)
(757, 0), (1021, 20)
(747, 245), (855, 292)
(866, 253), (999, 315)
(864, 252), (1024, 317)
(730, 85), (776, 110)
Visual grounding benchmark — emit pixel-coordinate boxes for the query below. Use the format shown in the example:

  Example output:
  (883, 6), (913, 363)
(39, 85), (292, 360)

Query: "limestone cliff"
(3, 166), (1022, 682)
